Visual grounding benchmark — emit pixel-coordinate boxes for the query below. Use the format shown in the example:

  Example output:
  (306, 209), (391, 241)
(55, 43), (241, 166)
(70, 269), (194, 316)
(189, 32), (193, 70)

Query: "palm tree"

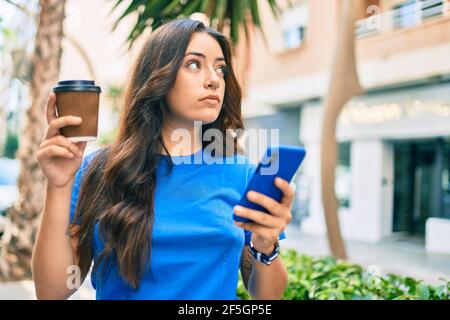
(320, 0), (364, 259)
(0, 0), (66, 280)
(111, 0), (283, 47)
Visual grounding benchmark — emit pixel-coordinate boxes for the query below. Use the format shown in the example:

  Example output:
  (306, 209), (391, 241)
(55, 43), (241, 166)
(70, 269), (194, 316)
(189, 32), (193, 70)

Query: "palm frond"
(110, 0), (282, 47)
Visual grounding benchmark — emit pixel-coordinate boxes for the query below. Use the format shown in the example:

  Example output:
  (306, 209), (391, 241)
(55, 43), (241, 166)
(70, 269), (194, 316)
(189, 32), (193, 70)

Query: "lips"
(200, 95), (220, 103)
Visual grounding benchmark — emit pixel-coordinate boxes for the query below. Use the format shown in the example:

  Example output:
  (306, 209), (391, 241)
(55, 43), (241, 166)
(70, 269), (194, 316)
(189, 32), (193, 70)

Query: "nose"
(204, 67), (221, 90)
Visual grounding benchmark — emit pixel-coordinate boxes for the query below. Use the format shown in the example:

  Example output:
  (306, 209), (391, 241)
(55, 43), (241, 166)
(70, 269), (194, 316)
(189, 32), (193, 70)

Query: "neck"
(161, 116), (203, 156)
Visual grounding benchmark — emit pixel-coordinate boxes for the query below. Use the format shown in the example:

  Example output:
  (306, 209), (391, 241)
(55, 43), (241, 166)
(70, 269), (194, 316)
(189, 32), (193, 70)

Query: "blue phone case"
(233, 145), (306, 223)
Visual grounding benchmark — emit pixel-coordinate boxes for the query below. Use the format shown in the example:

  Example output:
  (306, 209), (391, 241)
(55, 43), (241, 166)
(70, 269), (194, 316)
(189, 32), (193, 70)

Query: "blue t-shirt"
(70, 147), (286, 299)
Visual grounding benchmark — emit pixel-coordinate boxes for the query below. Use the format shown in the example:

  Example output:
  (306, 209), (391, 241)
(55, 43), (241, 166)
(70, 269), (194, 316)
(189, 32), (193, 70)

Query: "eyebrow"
(184, 51), (226, 62)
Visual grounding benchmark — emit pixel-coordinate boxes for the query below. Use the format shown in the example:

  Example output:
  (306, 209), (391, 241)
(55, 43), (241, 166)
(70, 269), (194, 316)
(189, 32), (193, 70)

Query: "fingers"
(234, 205), (281, 228)
(45, 116), (82, 140)
(233, 220), (279, 242)
(46, 92), (57, 125)
(246, 189), (283, 216)
(40, 135), (84, 158)
(75, 141), (87, 155)
(234, 177), (294, 247)
(275, 177), (295, 207)
(36, 145), (76, 161)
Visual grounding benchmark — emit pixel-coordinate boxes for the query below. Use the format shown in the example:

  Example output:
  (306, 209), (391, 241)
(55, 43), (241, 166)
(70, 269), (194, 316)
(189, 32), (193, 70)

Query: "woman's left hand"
(233, 177), (295, 255)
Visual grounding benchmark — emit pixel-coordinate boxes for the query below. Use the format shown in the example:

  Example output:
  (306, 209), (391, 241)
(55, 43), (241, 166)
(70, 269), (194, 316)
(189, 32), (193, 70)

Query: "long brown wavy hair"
(68, 19), (244, 290)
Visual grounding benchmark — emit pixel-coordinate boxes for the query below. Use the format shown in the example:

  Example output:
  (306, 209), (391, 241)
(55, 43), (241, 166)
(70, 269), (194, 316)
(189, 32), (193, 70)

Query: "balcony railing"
(356, 0), (450, 38)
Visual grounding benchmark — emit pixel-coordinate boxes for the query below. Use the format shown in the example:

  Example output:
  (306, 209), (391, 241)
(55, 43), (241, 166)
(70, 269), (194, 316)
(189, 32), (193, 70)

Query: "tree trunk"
(320, 0), (364, 260)
(0, 0), (66, 281)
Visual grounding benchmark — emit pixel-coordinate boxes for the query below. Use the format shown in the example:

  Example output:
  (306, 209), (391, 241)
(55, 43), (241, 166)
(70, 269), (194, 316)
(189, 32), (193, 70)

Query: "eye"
(217, 65), (229, 79)
(217, 65), (228, 75)
(186, 60), (201, 70)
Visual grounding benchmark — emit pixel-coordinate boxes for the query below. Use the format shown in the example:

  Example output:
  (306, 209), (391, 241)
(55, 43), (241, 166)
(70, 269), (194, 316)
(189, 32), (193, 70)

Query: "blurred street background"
(0, 0), (449, 299)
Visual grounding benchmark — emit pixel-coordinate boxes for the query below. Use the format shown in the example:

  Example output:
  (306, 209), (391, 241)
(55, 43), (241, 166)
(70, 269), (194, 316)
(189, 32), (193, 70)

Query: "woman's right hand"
(36, 92), (87, 189)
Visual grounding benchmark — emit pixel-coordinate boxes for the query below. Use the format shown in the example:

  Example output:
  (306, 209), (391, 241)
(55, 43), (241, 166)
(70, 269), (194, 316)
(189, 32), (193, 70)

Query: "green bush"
(237, 249), (449, 300)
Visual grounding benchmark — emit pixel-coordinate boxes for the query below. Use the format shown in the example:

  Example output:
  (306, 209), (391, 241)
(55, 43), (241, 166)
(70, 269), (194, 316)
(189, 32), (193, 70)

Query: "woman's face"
(165, 32), (227, 125)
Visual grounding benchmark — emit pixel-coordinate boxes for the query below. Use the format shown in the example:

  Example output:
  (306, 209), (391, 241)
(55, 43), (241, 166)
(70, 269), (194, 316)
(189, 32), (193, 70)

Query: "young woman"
(32, 19), (293, 300)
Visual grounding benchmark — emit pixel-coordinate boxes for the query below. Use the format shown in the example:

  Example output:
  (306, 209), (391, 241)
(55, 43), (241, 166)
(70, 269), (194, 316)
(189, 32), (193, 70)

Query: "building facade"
(243, 0), (450, 251)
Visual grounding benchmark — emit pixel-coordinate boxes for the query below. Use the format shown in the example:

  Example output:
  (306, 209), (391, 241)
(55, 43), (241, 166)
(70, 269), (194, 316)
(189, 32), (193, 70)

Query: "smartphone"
(233, 145), (306, 223)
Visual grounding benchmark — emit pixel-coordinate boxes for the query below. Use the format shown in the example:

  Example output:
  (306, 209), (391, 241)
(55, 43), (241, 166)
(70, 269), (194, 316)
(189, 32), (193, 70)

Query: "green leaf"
(266, 0), (282, 19)
(109, 0), (126, 16)
(230, 0), (243, 44)
(111, 0), (283, 49)
(112, 0), (145, 31)
(199, 0), (211, 13)
(416, 284), (430, 300)
(161, 0), (182, 16)
(247, 0), (261, 26)
(216, 0), (228, 22)
(179, 0), (203, 17)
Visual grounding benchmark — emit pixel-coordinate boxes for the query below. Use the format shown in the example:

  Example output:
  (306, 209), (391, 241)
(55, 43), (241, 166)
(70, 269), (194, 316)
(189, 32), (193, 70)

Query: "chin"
(192, 110), (221, 125)
(197, 117), (220, 125)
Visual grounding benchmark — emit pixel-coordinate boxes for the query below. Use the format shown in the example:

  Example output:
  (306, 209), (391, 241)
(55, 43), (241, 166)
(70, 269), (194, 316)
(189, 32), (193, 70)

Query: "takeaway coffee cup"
(52, 80), (102, 142)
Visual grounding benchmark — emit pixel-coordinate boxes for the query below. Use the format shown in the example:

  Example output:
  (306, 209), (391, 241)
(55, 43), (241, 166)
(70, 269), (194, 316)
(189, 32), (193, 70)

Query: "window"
(393, 0), (418, 28)
(393, 0), (444, 29)
(280, 1), (309, 50)
(283, 26), (305, 50)
(336, 142), (352, 209)
(420, 0), (444, 20)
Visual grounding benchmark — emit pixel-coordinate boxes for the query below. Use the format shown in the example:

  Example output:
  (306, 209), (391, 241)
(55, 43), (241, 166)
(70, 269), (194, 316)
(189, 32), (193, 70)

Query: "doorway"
(393, 138), (450, 236)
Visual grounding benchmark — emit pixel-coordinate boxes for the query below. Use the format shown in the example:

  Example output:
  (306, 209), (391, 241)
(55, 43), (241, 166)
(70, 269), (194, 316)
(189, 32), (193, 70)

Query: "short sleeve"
(69, 150), (99, 225)
(69, 160), (86, 225)
(242, 161), (287, 245)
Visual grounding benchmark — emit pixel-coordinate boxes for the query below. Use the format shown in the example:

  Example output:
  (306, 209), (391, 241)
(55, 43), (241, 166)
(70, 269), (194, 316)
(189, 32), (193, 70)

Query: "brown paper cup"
(52, 80), (102, 142)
